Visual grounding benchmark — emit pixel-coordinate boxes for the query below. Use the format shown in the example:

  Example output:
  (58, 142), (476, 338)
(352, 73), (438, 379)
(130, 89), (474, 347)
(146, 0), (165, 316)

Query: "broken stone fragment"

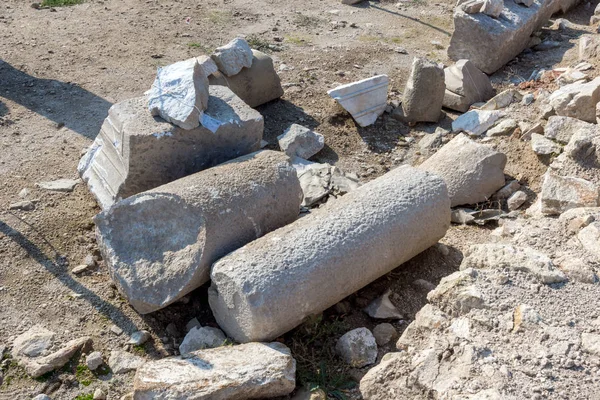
(480, 0), (503, 18)
(86, 351), (104, 371)
(531, 133), (562, 155)
(507, 190), (527, 210)
(364, 290), (403, 320)
(293, 160), (360, 207)
(179, 326), (226, 354)
(328, 75), (389, 127)
(11, 326), (55, 359)
(487, 118), (518, 136)
(544, 116), (597, 144)
(581, 333), (600, 356)
(419, 133), (507, 207)
(21, 337), (92, 378)
(546, 77), (600, 123)
(96, 151), (302, 314)
(209, 165), (450, 342)
(133, 342), (296, 399)
(578, 222), (600, 258)
(452, 109), (504, 136)
(579, 35), (600, 62)
(443, 59), (494, 112)
(8, 200), (35, 211)
(108, 350), (145, 374)
(79, 86), (263, 209)
(146, 58), (209, 130)
(372, 323), (397, 346)
(277, 124), (325, 159)
(336, 328), (378, 368)
(494, 180), (520, 200)
(36, 178), (79, 192)
(540, 172), (600, 215)
(513, 304), (542, 332)
(396, 57), (445, 123)
(211, 37), (253, 77)
(480, 89), (521, 110)
(209, 49), (284, 108)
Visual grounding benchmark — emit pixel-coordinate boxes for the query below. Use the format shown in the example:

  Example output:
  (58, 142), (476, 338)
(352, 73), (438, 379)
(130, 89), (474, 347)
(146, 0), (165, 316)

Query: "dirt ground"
(0, 0), (598, 399)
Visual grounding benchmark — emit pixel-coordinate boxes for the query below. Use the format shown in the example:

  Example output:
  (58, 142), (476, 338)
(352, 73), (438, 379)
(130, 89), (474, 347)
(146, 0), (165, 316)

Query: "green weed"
(41, 0), (83, 7)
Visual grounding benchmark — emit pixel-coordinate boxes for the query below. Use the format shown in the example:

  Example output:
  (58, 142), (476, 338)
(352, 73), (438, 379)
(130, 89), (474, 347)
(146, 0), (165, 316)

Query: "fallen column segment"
(209, 165), (450, 342)
(95, 150), (302, 314)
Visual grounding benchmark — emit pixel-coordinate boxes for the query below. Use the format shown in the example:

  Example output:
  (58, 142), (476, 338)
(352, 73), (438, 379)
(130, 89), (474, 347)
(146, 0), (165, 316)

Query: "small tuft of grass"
(294, 14), (321, 27)
(246, 34), (272, 52)
(41, 0), (83, 7)
(74, 394), (94, 400)
(206, 10), (231, 25)
(132, 344), (146, 356)
(75, 364), (95, 387)
(188, 43), (214, 54)
(285, 34), (312, 46)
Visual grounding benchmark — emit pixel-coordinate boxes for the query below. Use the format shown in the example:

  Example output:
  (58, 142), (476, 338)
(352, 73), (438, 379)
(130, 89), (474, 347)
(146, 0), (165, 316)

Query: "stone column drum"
(95, 150), (303, 314)
(209, 165), (451, 342)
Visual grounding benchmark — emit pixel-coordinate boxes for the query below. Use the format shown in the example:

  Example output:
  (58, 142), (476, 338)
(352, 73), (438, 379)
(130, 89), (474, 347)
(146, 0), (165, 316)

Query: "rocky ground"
(1, 0), (600, 399)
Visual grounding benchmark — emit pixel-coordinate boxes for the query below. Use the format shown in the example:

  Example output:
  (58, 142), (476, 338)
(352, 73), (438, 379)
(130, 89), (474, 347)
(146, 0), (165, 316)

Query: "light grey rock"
(146, 58), (209, 130)
(8, 201), (35, 211)
(562, 122), (600, 160)
(364, 290), (403, 320)
(495, 180), (520, 200)
(96, 151), (302, 314)
(211, 38), (253, 77)
(297, 162), (331, 207)
(108, 350), (145, 374)
(521, 93), (535, 105)
(86, 351), (104, 371)
(209, 50), (284, 108)
(579, 34), (600, 62)
(427, 269), (484, 316)
(547, 77), (600, 123)
(396, 58), (445, 123)
(581, 333), (600, 356)
(487, 118), (517, 136)
(507, 190), (527, 210)
(36, 179), (79, 192)
(372, 323), (397, 346)
(78, 86), (264, 209)
(556, 257), (598, 283)
(128, 331), (150, 346)
(544, 116), (597, 144)
(531, 133), (562, 155)
(133, 342), (296, 399)
(540, 173), (600, 215)
(449, 0), (579, 74)
(336, 328), (378, 368)
(328, 75), (389, 127)
(419, 133), (507, 207)
(110, 325), (123, 336)
(480, 89), (520, 110)
(209, 165), (450, 342)
(12, 326), (55, 358)
(179, 326), (227, 354)
(512, 304), (542, 332)
(443, 59), (494, 112)
(481, 0), (503, 18)
(460, 244), (567, 284)
(20, 337), (92, 378)
(32, 395), (51, 400)
(578, 222), (600, 258)
(93, 389), (107, 400)
(452, 110), (504, 136)
(419, 131), (444, 153)
(278, 124), (325, 159)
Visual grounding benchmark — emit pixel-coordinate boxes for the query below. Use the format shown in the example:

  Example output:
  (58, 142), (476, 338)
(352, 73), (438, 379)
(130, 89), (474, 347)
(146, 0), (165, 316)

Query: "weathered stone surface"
(277, 124), (325, 159)
(179, 326), (226, 354)
(209, 50), (284, 107)
(513, 304), (542, 332)
(449, 0), (579, 74)
(419, 133), (507, 207)
(547, 77), (600, 123)
(544, 116), (597, 144)
(581, 333), (600, 356)
(507, 190), (527, 210)
(359, 353), (407, 399)
(11, 326), (54, 359)
(480, 89), (521, 110)
(146, 58), (209, 130)
(95, 151), (302, 314)
(579, 35), (600, 62)
(452, 110), (504, 136)
(427, 269), (484, 316)
(460, 244), (567, 284)
(21, 337), (92, 378)
(36, 178), (79, 192)
(556, 257), (598, 283)
(328, 75), (389, 127)
(372, 323), (397, 346)
(398, 58), (445, 123)
(109, 350), (145, 375)
(494, 180), (520, 200)
(578, 222), (600, 258)
(133, 342), (296, 399)
(209, 165), (450, 342)
(86, 351), (104, 371)
(8, 200), (35, 211)
(78, 86), (264, 209)
(294, 160), (360, 207)
(128, 330), (150, 346)
(211, 37), (253, 77)
(481, 0), (503, 18)
(336, 328), (377, 368)
(531, 133), (562, 155)
(443, 59), (494, 112)
(540, 173), (600, 215)
(487, 118), (517, 136)
(364, 290), (403, 320)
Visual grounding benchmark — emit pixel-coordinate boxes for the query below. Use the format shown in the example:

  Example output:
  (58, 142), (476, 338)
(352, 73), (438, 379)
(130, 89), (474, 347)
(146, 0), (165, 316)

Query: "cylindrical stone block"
(209, 165), (450, 342)
(95, 150), (302, 314)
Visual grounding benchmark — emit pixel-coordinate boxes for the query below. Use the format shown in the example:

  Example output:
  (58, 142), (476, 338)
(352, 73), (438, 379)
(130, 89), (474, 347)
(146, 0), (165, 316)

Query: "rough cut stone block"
(95, 151), (302, 314)
(211, 38), (253, 77)
(540, 172), (600, 215)
(419, 133), (507, 207)
(209, 165), (450, 342)
(328, 75), (389, 127)
(397, 58), (445, 123)
(78, 86), (264, 209)
(277, 124), (325, 159)
(547, 77), (600, 123)
(449, 0), (580, 74)
(209, 50), (284, 108)
(544, 116), (597, 144)
(133, 342), (296, 399)
(443, 59), (494, 112)
(146, 58), (209, 130)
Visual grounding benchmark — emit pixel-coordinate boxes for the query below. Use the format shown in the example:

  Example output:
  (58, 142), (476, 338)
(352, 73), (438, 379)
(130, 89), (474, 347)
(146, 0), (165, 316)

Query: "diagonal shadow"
(0, 214), (139, 333)
(0, 60), (112, 139)
(367, 3), (451, 36)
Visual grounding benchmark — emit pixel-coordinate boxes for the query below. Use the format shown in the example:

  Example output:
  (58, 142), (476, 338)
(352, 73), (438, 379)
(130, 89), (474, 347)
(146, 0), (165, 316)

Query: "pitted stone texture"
(209, 165), (450, 342)
(443, 59), (494, 112)
(209, 50), (284, 107)
(78, 86), (263, 209)
(95, 151), (302, 314)
(133, 342), (296, 399)
(547, 77), (600, 123)
(398, 58), (445, 123)
(146, 58), (209, 130)
(336, 328), (378, 368)
(211, 38), (253, 77)
(540, 173), (600, 215)
(328, 75), (389, 127)
(419, 133), (507, 207)
(449, 0), (580, 74)
(277, 124), (325, 159)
